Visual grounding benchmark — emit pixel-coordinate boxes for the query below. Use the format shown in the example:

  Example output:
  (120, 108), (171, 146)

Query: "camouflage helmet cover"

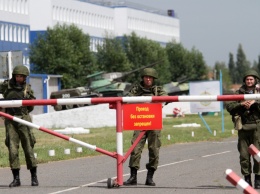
(141, 68), (158, 79)
(243, 69), (260, 82)
(12, 65), (29, 76)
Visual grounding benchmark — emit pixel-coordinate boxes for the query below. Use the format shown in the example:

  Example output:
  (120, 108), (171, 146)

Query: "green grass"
(0, 110), (236, 168)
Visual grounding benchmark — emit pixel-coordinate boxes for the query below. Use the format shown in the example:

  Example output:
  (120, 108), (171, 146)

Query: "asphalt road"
(0, 136), (255, 194)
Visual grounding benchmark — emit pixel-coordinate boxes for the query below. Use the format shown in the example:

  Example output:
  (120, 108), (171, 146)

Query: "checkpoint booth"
(28, 74), (63, 114)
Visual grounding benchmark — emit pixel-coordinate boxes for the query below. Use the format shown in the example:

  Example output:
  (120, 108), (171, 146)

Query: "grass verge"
(0, 111), (236, 168)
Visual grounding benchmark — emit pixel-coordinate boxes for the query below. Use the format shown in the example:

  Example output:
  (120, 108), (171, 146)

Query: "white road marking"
(158, 159), (194, 168)
(48, 158), (194, 194)
(48, 180), (107, 194)
(202, 151), (231, 158)
(49, 149), (232, 193)
(212, 141), (237, 144)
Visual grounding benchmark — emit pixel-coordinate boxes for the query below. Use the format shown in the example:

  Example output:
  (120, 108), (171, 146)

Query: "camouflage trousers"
(4, 115), (37, 170)
(129, 130), (161, 170)
(238, 127), (260, 176)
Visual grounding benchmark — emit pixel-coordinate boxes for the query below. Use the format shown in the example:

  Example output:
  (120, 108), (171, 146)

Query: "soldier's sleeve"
(0, 80), (8, 94)
(226, 101), (242, 115)
(25, 84), (35, 113)
(26, 84), (36, 100)
(125, 84), (138, 97)
(0, 83), (3, 94)
(226, 91), (244, 115)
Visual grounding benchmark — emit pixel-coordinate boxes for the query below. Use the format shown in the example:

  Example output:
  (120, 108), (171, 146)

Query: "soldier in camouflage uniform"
(226, 69), (260, 189)
(0, 65), (39, 187)
(124, 68), (167, 186)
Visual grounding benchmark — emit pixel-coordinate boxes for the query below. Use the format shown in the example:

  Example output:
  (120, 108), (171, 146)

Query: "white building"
(0, 0), (180, 62)
(0, 0), (180, 114)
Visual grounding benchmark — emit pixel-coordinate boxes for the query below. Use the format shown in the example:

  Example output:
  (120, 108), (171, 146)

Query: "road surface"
(0, 136), (253, 194)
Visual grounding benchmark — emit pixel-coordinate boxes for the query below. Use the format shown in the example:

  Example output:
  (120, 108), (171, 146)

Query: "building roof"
(77, 0), (176, 17)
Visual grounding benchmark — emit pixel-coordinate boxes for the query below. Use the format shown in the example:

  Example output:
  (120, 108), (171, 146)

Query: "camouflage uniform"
(124, 68), (167, 186)
(127, 82), (167, 170)
(0, 65), (38, 187)
(226, 70), (260, 188)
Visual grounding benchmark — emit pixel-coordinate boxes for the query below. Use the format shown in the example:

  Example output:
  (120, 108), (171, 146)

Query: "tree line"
(29, 24), (260, 91)
(214, 44), (260, 93)
(30, 24), (207, 89)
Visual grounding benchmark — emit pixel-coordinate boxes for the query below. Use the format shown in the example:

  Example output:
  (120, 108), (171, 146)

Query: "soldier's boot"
(30, 167), (39, 186)
(9, 169), (21, 187)
(244, 174), (252, 186)
(123, 167), (137, 185)
(254, 174), (260, 189)
(145, 169), (156, 186)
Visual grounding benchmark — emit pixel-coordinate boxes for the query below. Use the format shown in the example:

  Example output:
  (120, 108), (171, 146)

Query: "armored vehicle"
(50, 61), (161, 111)
(163, 82), (189, 96)
(50, 86), (101, 111)
(85, 71), (132, 97)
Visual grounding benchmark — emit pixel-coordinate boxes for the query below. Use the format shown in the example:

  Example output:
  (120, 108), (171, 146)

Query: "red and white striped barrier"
(225, 169), (258, 194)
(0, 111), (116, 158)
(249, 144), (260, 163)
(1, 94), (260, 107)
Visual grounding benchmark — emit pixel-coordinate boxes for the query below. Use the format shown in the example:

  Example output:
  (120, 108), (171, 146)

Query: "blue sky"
(128, 0), (260, 67)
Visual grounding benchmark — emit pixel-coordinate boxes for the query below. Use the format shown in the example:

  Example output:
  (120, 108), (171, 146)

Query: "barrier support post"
(198, 113), (212, 134)
(115, 101), (124, 186)
(123, 130), (146, 163)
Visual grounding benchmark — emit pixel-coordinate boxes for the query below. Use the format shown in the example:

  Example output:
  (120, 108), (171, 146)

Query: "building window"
(21, 0), (24, 14)
(23, 55), (25, 66)
(17, 0), (20, 13)
(25, 27), (29, 43)
(0, 0), (3, 10)
(13, 0), (16, 12)
(25, 0), (28, 14)
(53, 6), (56, 20)
(9, 24), (12, 41)
(70, 9), (72, 23)
(22, 27), (25, 43)
(4, 0), (8, 11)
(17, 26), (21, 42)
(5, 24), (8, 41)
(8, 0), (12, 12)
(13, 25), (17, 42)
(0, 24), (4, 40)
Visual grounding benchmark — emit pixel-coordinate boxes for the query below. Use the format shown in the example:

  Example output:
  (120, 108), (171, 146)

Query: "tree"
(228, 53), (237, 83)
(258, 55), (260, 72)
(29, 24), (95, 89)
(123, 32), (171, 84)
(214, 62), (232, 93)
(166, 42), (207, 82)
(252, 56), (260, 76)
(236, 44), (250, 82)
(96, 33), (132, 72)
(188, 47), (208, 80)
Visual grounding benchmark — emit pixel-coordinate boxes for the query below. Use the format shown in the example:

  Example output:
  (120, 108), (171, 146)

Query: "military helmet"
(12, 65), (29, 76)
(141, 68), (158, 79)
(243, 69), (260, 82)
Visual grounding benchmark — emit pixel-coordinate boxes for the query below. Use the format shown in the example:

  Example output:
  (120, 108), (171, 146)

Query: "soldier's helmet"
(141, 68), (158, 79)
(243, 69), (260, 83)
(12, 65), (29, 76)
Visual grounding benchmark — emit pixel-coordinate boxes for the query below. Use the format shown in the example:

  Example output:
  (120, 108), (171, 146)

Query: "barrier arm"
(0, 94), (259, 109)
(2, 94), (260, 188)
(0, 111), (117, 158)
(1, 101), (147, 188)
(225, 169), (258, 194)
(248, 144), (260, 163)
